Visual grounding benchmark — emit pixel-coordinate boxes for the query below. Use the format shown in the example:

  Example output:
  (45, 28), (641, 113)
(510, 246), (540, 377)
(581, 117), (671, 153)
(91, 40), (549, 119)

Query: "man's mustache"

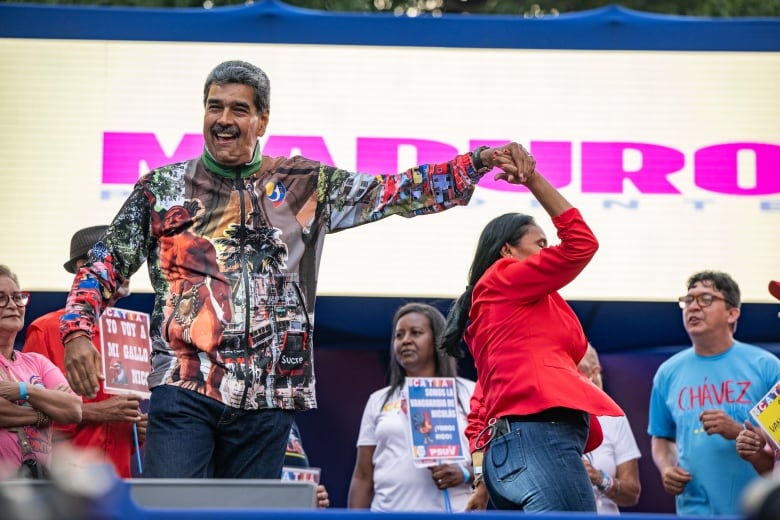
(212, 123), (239, 137)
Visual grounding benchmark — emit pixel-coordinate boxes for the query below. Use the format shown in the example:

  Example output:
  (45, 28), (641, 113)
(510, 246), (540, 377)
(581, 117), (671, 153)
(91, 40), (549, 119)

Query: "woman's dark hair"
(382, 303), (455, 406)
(440, 213), (536, 357)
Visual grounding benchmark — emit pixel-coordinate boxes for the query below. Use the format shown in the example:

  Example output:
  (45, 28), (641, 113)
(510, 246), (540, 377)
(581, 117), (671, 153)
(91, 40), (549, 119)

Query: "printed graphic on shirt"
(152, 195), (312, 409)
(266, 181), (286, 208)
(676, 378), (752, 411)
(672, 376), (753, 436)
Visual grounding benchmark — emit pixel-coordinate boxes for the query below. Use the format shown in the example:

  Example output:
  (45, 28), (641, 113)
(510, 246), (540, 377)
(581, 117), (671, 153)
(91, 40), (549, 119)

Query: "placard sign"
(749, 380), (780, 448)
(404, 377), (468, 467)
(281, 466), (321, 484)
(99, 307), (151, 398)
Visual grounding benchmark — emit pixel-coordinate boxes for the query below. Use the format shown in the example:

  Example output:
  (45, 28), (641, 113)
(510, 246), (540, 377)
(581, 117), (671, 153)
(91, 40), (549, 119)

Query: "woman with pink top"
(0, 265), (81, 478)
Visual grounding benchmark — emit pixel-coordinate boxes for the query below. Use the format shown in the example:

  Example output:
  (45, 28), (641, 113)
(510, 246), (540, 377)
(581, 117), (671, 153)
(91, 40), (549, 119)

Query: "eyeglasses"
(0, 292), (30, 308)
(677, 293), (730, 309)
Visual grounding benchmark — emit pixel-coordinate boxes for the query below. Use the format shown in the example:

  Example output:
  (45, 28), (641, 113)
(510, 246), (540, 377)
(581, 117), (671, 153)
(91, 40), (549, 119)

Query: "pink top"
(0, 351), (70, 472)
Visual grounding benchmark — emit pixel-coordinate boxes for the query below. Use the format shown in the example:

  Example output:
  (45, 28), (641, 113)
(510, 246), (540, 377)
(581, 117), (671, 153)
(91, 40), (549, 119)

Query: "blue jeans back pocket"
(489, 428), (527, 482)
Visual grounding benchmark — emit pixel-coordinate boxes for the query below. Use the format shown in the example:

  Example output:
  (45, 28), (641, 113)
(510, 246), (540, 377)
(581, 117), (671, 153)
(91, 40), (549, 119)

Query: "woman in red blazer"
(441, 144), (623, 512)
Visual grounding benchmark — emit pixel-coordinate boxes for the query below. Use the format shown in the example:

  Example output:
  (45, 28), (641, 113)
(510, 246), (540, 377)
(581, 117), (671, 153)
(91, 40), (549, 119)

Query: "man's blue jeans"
(142, 385), (295, 478)
(483, 411), (597, 512)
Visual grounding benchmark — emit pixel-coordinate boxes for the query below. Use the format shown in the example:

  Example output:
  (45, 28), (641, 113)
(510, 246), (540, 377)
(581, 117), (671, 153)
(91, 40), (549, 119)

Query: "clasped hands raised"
(490, 142), (537, 185)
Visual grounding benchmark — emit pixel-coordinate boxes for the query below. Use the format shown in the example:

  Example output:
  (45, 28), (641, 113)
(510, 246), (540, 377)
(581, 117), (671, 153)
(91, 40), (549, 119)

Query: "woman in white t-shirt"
(347, 303), (475, 511)
(578, 344), (642, 514)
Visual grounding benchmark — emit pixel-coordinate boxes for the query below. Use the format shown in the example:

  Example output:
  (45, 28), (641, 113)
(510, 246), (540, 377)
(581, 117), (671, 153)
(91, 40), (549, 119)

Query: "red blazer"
(464, 208), (622, 452)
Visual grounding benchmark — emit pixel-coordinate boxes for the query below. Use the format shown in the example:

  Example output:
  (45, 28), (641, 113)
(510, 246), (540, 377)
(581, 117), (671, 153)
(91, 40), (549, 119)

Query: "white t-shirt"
(586, 414), (642, 514)
(356, 377), (475, 512)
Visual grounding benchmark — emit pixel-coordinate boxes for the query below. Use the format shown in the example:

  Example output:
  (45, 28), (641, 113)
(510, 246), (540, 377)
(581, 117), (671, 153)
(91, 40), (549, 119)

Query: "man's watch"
(471, 146), (490, 172)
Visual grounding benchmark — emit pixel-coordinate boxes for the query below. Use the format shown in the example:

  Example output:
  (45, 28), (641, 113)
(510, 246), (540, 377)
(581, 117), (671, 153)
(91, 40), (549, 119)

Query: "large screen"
(0, 22), (778, 301)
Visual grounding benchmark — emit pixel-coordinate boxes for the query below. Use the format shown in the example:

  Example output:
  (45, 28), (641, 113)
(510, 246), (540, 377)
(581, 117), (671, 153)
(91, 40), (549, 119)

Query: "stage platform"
(0, 477), (746, 520)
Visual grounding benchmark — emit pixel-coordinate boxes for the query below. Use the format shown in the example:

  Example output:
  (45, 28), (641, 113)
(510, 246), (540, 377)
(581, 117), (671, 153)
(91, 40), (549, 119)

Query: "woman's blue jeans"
(483, 411), (597, 512)
(142, 385), (295, 478)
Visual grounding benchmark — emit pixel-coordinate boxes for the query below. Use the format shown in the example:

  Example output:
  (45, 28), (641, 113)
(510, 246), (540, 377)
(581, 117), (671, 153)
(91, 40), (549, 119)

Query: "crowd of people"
(1, 58), (779, 518)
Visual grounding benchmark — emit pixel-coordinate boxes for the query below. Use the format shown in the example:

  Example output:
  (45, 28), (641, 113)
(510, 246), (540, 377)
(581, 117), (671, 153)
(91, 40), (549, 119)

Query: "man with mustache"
(648, 271), (780, 515)
(59, 60), (532, 479)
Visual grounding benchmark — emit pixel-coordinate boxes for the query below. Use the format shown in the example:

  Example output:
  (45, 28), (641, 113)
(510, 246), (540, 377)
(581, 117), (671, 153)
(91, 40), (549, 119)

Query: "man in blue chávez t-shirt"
(648, 270), (780, 516)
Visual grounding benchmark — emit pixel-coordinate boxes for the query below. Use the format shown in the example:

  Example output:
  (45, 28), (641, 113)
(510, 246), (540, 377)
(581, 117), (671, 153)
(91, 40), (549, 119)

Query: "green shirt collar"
(201, 142), (263, 179)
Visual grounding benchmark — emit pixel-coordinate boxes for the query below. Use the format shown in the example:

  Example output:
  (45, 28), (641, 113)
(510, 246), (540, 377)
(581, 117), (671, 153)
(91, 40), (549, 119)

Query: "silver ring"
(437, 479), (442, 484)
